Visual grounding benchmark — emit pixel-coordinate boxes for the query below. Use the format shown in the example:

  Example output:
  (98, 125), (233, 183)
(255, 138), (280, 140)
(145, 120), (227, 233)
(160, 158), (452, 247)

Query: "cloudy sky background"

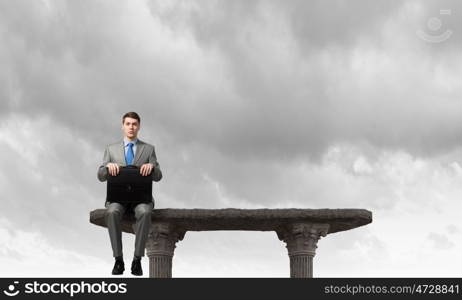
(0, 0), (461, 277)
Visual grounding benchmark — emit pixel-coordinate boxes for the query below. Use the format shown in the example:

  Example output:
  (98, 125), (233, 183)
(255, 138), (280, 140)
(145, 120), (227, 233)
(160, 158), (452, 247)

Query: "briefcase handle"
(122, 165), (138, 169)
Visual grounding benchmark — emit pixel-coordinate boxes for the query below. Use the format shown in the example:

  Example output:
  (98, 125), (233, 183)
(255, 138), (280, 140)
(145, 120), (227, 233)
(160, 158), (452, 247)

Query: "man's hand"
(140, 163), (154, 176)
(106, 163), (120, 176)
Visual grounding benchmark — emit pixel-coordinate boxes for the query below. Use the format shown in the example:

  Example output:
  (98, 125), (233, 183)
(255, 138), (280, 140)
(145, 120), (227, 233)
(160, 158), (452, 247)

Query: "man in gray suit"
(97, 111), (162, 276)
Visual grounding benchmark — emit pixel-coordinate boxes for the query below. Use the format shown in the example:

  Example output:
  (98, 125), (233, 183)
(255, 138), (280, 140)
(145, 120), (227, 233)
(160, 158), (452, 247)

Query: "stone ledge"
(89, 208), (372, 234)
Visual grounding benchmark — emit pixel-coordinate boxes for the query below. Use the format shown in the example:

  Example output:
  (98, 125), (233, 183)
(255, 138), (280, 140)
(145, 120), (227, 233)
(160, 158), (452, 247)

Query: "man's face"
(122, 117), (140, 140)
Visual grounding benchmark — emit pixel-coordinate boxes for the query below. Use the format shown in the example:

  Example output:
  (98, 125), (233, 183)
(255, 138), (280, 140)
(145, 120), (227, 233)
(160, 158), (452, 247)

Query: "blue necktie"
(126, 142), (134, 165)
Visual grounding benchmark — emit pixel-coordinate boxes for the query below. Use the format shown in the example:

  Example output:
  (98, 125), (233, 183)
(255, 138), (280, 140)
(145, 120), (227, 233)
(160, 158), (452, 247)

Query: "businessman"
(97, 112), (162, 276)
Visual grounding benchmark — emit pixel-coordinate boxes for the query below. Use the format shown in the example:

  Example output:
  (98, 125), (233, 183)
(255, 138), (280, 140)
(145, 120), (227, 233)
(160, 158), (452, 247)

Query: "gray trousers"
(105, 201), (154, 258)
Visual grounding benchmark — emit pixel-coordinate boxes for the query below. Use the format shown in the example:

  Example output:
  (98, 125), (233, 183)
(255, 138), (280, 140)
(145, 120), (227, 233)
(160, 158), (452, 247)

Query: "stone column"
(276, 223), (329, 278)
(144, 222), (186, 278)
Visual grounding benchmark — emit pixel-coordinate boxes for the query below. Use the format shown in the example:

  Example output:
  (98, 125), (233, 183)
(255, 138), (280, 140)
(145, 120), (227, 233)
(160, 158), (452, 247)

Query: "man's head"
(122, 112), (140, 140)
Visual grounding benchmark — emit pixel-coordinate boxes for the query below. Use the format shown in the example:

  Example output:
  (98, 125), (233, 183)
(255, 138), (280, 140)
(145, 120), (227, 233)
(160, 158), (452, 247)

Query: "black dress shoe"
(131, 259), (143, 276)
(112, 260), (125, 275)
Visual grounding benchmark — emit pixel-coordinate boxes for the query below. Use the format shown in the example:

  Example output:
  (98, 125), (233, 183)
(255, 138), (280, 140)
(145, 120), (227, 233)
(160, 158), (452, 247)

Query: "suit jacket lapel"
(118, 140), (127, 166)
(133, 139), (146, 166)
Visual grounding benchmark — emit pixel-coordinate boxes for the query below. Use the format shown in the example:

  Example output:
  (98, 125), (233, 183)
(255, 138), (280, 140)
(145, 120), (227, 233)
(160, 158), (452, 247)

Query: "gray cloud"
(146, 0), (462, 160)
(427, 232), (455, 250)
(0, 0), (462, 164)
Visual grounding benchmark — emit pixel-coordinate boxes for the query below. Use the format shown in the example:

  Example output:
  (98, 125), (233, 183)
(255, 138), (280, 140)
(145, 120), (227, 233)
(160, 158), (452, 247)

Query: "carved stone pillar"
(144, 222), (186, 278)
(276, 223), (329, 278)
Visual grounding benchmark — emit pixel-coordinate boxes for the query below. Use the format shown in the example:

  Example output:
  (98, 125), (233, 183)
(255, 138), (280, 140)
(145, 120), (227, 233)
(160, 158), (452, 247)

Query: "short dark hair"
(122, 112), (140, 124)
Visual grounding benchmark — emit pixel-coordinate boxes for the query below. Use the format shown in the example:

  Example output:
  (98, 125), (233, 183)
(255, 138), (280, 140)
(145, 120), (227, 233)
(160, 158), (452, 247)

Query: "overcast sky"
(0, 0), (461, 277)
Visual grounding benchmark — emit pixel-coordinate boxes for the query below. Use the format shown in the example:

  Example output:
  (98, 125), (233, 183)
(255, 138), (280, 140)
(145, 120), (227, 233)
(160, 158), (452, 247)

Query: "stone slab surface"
(90, 208), (372, 235)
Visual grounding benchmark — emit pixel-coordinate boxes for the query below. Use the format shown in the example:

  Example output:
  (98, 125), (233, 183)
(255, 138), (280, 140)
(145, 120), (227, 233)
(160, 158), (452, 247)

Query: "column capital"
(276, 223), (329, 256)
(145, 222), (186, 257)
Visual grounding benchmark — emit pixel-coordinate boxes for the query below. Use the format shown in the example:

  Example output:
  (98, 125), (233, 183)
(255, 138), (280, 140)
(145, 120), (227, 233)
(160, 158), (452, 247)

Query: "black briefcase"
(106, 166), (152, 204)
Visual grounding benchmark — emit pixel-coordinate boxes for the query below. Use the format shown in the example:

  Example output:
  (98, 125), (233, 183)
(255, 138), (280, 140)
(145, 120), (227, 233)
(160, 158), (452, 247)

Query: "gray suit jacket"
(97, 139), (162, 207)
